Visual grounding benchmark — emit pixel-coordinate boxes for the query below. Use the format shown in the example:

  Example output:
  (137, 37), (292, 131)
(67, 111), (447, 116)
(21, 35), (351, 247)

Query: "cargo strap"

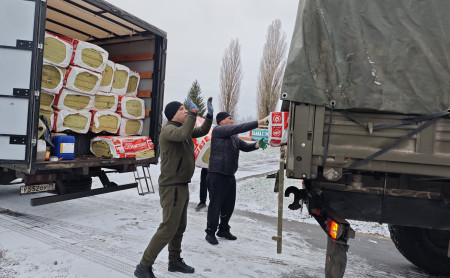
(344, 110), (450, 171)
(340, 110), (450, 132)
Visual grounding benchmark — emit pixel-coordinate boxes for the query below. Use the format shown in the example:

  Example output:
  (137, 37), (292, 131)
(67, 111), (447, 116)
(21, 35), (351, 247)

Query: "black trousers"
(206, 172), (236, 234)
(199, 168), (208, 204)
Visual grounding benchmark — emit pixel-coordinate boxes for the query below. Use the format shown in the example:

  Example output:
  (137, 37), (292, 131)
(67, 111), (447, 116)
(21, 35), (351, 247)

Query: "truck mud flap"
(29, 182), (137, 206)
(325, 237), (348, 278)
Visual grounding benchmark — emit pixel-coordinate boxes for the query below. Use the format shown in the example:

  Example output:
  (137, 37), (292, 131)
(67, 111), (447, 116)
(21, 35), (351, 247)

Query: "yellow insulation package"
(43, 32), (73, 68)
(39, 105), (54, 129)
(40, 91), (56, 107)
(53, 88), (94, 111)
(53, 109), (92, 134)
(126, 70), (140, 97)
(92, 91), (118, 111)
(90, 111), (121, 133)
(90, 136), (154, 159)
(71, 39), (109, 73)
(117, 96), (145, 120)
(111, 63), (130, 95)
(41, 64), (64, 94)
(99, 60), (115, 92)
(63, 66), (102, 95)
(117, 118), (143, 136)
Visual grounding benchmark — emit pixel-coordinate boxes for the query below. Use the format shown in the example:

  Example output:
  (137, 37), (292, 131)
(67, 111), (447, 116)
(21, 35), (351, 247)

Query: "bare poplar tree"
(219, 38), (242, 119)
(257, 19), (287, 118)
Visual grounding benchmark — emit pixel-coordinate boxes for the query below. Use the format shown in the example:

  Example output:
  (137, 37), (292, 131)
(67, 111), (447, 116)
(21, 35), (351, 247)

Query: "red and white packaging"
(117, 118), (143, 136)
(70, 39), (109, 72)
(269, 112), (289, 147)
(92, 91), (118, 112)
(90, 136), (154, 158)
(43, 32), (74, 68)
(90, 110), (121, 133)
(63, 65), (102, 95)
(53, 88), (94, 111)
(98, 60), (115, 93)
(117, 95), (145, 120)
(125, 70), (140, 97)
(53, 109), (92, 134)
(193, 116), (214, 168)
(110, 63), (130, 95)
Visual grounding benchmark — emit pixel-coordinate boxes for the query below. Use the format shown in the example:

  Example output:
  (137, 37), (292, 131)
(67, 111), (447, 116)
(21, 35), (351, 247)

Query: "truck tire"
(55, 177), (92, 195)
(388, 224), (450, 275)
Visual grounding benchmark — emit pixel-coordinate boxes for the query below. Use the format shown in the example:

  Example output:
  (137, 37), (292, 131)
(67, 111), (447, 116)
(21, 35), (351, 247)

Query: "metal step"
(134, 164), (154, 195)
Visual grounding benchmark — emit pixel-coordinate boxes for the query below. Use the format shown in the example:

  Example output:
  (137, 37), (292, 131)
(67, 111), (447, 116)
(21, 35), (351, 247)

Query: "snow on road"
(0, 147), (416, 278)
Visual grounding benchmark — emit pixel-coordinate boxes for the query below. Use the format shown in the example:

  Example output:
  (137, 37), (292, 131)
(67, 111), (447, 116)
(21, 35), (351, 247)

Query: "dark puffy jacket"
(208, 121), (259, 176)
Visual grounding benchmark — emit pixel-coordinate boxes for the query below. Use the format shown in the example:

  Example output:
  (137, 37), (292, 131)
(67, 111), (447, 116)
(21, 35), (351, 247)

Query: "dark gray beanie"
(164, 101), (183, 121)
(216, 112), (231, 125)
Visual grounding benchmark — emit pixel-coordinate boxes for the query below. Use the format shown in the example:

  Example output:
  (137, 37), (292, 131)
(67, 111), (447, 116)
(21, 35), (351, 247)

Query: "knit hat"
(164, 101), (183, 121)
(216, 112), (231, 125)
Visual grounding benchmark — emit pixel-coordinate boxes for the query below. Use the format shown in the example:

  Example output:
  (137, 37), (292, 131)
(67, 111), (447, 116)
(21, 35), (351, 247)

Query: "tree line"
(184, 19), (287, 123)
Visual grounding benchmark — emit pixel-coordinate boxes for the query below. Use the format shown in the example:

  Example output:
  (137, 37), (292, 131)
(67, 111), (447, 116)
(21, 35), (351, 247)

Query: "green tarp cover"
(281, 0), (450, 115)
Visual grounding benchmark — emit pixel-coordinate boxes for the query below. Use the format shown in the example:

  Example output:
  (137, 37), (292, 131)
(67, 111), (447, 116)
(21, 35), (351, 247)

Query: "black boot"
(205, 233), (219, 245)
(134, 263), (156, 278)
(168, 258), (195, 273)
(217, 230), (237, 240)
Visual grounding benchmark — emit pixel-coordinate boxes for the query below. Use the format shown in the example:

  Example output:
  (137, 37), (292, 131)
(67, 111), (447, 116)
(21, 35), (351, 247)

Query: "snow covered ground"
(0, 147), (429, 278)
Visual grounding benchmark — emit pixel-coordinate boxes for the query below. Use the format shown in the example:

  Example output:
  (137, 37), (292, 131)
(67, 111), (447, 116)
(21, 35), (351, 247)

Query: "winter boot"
(217, 230), (237, 240)
(168, 258), (195, 273)
(205, 233), (219, 245)
(195, 202), (207, 211)
(134, 263), (156, 278)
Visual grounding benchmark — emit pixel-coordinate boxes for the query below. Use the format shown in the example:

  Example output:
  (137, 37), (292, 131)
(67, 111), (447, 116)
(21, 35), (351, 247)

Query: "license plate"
(20, 183), (55, 194)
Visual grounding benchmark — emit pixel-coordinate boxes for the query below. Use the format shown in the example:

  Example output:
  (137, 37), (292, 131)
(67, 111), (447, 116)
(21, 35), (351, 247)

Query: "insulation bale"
(193, 116), (214, 168)
(71, 39), (109, 73)
(53, 109), (92, 134)
(99, 60), (115, 92)
(39, 105), (54, 130)
(117, 118), (143, 136)
(268, 112), (289, 147)
(126, 70), (140, 97)
(90, 136), (154, 159)
(43, 32), (73, 68)
(117, 96), (145, 120)
(63, 65), (102, 95)
(41, 64), (64, 94)
(40, 91), (55, 107)
(111, 63), (130, 95)
(53, 88), (94, 111)
(90, 110), (121, 133)
(93, 91), (118, 111)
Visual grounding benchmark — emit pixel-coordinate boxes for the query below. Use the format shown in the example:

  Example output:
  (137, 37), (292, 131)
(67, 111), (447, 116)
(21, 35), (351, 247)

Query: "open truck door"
(0, 0), (45, 164)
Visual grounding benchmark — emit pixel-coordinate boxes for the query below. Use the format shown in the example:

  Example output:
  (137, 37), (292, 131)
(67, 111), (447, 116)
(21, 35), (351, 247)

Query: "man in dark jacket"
(135, 95), (214, 278)
(205, 112), (268, 245)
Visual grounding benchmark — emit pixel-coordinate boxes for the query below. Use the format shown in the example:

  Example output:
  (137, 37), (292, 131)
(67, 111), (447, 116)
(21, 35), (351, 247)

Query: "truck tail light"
(326, 218), (340, 239)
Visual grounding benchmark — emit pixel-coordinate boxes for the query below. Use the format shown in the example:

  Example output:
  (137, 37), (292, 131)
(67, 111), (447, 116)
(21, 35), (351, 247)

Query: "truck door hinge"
(35, 91), (40, 97)
(37, 43), (43, 49)
(31, 138), (37, 146)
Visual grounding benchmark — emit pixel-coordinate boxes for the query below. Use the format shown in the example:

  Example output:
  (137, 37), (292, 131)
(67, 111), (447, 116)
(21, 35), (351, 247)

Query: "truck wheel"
(55, 177), (92, 195)
(388, 224), (450, 275)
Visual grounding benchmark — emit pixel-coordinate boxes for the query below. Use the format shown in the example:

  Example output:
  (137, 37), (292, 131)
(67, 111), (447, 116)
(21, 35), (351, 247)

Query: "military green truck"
(280, 1), (450, 277)
(0, 0), (166, 206)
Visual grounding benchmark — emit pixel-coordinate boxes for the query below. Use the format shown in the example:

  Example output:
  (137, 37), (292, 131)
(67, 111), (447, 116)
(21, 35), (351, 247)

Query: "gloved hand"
(258, 138), (269, 150)
(187, 93), (198, 112)
(207, 97), (214, 116)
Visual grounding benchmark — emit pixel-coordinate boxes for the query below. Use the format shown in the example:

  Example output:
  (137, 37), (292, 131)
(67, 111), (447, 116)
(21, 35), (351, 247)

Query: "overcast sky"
(107, 0), (299, 120)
